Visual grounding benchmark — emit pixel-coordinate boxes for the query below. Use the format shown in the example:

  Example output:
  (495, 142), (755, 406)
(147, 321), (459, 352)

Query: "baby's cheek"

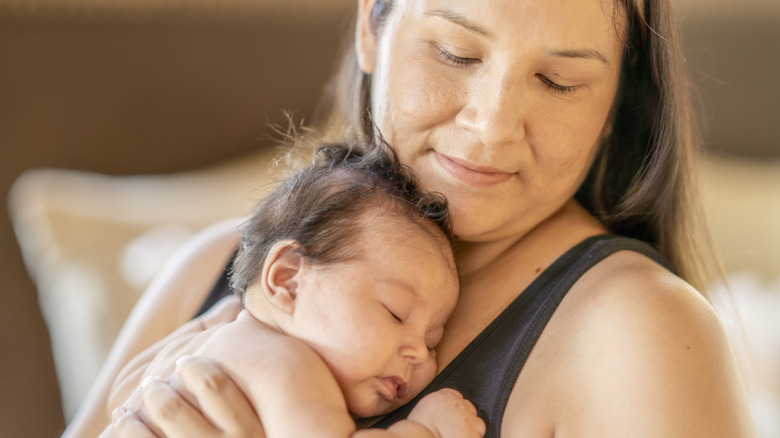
(408, 359), (438, 399)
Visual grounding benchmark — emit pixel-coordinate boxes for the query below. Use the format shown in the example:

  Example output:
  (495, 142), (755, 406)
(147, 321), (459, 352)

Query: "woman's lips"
(434, 152), (514, 187)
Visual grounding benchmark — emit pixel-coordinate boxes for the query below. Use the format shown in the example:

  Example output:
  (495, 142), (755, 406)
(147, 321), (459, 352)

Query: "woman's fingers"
(138, 357), (264, 438)
(174, 356), (265, 437)
(141, 376), (223, 438)
(112, 407), (160, 438)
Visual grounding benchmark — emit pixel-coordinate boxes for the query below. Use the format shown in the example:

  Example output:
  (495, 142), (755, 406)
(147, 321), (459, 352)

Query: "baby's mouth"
(378, 376), (408, 401)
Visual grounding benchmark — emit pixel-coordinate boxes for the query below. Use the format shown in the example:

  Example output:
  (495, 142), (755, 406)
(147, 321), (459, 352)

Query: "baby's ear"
(261, 240), (304, 314)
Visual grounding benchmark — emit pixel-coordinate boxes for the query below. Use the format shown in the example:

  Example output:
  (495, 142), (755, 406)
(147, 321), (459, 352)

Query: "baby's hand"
(408, 389), (485, 438)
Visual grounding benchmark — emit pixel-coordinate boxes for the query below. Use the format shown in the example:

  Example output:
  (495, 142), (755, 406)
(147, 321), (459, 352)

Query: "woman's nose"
(455, 68), (526, 147)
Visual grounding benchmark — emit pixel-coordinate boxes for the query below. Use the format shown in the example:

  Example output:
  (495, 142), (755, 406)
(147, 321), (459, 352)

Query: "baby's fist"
(408, 389), (485, 438)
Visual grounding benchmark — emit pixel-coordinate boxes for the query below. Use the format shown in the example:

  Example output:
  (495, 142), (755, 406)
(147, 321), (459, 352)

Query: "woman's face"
(356, 0), (625, 243)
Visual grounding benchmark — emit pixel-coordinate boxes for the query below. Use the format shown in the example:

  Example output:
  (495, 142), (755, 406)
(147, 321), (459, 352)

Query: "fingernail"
(112, 407), (128, 421)
(175, 355), (191, 371)
(141, 375), (163, 389)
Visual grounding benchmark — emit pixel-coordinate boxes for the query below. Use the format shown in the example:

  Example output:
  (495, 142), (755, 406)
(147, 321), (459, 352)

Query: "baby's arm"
(190, 310), (357, 437)
(63, 218), (243, 438)
(355, 390), (486, 438)
(106, 295), (242, 416)
(105, 309), (358, 437)
(188, 313), (485, 438)
(101, 298), (243, 437)
(108, 311), (484, 438)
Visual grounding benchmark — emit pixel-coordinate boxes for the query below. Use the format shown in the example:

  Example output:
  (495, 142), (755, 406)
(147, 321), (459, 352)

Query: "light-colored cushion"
(8, 147), (278, 419)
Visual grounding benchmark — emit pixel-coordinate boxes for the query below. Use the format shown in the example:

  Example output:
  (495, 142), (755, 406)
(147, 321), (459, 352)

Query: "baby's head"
(231, 142), (459, 418)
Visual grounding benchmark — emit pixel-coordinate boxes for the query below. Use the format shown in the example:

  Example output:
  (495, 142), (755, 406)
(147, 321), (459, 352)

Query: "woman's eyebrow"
(424, 9), (492, 38)
(424, 9), (610, 67)
(547, 48), (610, 66)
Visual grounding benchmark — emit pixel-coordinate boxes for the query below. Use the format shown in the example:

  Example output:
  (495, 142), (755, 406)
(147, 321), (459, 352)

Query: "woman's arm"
(106, 296), (242, 415)
(62, 217), (244, 438)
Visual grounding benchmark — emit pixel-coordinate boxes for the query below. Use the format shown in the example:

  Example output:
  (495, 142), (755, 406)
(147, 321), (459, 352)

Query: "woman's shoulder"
(532, 249), (754, 436)
(572, 246), (709, 320)
(169, 216), (245, 273)
(567, 249), (725, 361)
(542, 246), (724, 376)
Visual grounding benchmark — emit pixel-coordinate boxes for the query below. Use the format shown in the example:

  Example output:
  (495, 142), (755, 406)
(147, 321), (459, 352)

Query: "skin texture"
(248, 218), (458, 419)
(104, 216), (484, 437)
(62, 217), (247, 438)
(353, 0), (623, 364)
(359, 0), (622, 249)
(65, 0), (757, 437)
(354, 2), (755, 436)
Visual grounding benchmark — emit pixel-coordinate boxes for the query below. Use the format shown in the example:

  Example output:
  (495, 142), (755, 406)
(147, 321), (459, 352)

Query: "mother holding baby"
(67, 0), (756, 436)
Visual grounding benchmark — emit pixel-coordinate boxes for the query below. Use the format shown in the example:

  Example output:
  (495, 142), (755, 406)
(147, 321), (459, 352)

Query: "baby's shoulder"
(195, 311), (345, 417)
(196, 310), (328, 377)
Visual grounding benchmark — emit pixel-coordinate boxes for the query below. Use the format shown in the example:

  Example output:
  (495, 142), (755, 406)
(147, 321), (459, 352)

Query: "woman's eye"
(434, 44), (478, 67)
(536, 74), (579, 95)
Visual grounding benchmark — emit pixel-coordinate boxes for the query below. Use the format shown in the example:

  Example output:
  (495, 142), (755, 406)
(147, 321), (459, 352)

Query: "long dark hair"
(309, 0), (719, 292)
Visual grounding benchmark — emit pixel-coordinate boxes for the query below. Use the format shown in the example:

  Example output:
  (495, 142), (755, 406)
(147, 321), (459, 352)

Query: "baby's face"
(292, 215), (458, 418)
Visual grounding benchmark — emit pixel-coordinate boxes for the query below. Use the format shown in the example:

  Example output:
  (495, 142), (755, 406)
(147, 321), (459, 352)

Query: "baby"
(104, 142), (485, 437)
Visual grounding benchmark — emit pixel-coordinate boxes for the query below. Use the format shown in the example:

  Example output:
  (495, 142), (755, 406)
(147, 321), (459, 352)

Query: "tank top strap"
(483, 233), (671, 430)
(371, 233), (670, 436)
(193, 249), (238, 318)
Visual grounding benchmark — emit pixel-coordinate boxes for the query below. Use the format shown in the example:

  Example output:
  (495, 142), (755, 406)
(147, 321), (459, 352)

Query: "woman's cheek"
(393, 62), (462, 133)
(540, 97), (609, 159)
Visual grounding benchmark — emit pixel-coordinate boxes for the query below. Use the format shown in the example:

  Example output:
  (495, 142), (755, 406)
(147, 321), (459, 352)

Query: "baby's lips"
(379, 376), (408, 400)
(394, 376), (409, 399)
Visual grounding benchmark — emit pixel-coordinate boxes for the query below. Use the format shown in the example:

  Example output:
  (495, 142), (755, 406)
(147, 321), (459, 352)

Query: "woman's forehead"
(397, 0), (627, 33)
(393, 0), (627, 59)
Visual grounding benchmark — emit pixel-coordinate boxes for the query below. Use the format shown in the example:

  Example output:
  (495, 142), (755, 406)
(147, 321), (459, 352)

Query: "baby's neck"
(239, 306), (285, 335)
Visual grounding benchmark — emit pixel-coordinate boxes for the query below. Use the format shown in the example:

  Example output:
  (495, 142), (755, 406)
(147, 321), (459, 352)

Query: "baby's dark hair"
(230, 141), (454, 301)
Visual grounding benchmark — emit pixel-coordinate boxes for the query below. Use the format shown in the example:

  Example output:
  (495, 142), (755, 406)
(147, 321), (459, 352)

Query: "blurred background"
(1, 0), (778, 436)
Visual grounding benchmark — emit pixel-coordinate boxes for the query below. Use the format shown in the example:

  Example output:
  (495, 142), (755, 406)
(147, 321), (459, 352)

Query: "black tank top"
(194, 234), (670, 437)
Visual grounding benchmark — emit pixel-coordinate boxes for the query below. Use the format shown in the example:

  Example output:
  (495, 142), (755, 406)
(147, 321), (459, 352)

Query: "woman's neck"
(453, 199), (606, 282)
(434, 200), (606, 367)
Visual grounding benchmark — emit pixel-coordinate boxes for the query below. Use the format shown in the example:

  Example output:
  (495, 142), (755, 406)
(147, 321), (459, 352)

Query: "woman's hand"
(113, 356), (265, 438)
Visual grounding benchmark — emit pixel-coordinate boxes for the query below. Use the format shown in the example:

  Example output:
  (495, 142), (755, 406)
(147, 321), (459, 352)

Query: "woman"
(66, 0), (756, 436)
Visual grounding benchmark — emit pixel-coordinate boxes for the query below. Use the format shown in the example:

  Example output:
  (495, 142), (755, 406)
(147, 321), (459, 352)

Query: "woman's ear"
(260, 240), (305, 315)
(355, 0), (381, 74)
